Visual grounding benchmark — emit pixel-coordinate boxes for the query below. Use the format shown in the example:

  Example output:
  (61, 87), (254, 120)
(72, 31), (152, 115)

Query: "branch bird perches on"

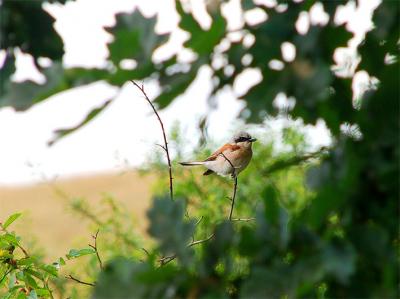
(219, 153), (238, 220)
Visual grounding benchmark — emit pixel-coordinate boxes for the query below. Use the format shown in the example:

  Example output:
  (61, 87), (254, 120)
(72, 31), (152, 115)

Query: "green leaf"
(154, 68), (198, 109)
(35, 288), (51, 298)
(2, 233), (20, 246)
(35, 289), (51, 297)
(47, 98), (114, 146)
(16, 257), (36, 266)
(39, 264), (58, 277)
(58, 257), (66, 266)
(1, 1), (64, 60)
(17, 292), (27, 299)
(22, 272), (39, 289)
(0, 63), (65, 111)
(66, 248), (95, 259)
(0, 52), (15, 94)
(176, 1), (227, 55)
(24, 268), (43, 281)
(105, 9), (168, 81)
(154, 57), (204, 109)
(106, 10), (168, 64)
(2, 213), (22, 229)
(27, 290), (38, 299)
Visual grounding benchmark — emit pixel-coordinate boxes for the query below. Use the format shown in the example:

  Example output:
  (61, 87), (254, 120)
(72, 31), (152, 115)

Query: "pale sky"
(0, 0), (379, 185)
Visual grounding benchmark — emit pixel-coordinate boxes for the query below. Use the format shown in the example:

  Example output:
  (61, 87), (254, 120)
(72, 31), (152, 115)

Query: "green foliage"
(0, 0), (68, 111)
(105, 10), (169, 85)
(0, 0), (65, 60)
(0, 212), (95, 298)
(0, 193), (149, 298)
(0, 0), (398, 298)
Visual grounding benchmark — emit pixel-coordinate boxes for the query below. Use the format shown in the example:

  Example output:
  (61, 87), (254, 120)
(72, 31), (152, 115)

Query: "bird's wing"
(204, 143), (240, 162)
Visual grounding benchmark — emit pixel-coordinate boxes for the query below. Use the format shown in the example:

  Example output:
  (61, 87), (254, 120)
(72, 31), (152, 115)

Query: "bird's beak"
(249, 138), (257, 142)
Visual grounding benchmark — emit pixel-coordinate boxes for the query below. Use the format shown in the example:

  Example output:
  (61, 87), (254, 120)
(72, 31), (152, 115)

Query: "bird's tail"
(179, 161), (204, 166)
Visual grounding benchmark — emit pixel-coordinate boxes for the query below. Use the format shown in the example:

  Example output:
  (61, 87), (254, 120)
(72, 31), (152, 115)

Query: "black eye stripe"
(236, 137), (250, 142)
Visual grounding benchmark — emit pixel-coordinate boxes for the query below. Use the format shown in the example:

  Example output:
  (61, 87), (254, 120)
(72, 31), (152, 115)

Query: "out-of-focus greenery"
(0, 194), (147, 299)
(0, 211), (96, 299)
(95, 1), (398, 297)
(0, 0), (398, 298)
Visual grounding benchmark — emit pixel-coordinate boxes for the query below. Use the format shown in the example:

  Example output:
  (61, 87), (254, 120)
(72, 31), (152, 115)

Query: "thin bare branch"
(229, 177), (238, 220)
(159, 233), (215, 266)
(156, 143), (167, 151)
(219, 153), (238, 220)
(131, 80), (174, 201)
(188, 233), (214, 247)
(66, 275), (96, 287)
(17, 244), (29, 258)
(141, 247), (150, 257)
(195, 216), (204, 227)
(159, 255), (176, 265)
(89, 229), (103, 270)
(231, 217), (255, 222)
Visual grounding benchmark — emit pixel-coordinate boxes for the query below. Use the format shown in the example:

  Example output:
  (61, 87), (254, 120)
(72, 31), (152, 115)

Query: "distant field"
(0, 171), (154, 259)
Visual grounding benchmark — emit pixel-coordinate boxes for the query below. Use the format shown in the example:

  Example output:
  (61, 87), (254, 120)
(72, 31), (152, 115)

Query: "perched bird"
(180, 132), (257, 177)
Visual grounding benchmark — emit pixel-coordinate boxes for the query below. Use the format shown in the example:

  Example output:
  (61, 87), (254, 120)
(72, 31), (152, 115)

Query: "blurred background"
(0, 0), (398, 298)
(0, 0), (338, 253)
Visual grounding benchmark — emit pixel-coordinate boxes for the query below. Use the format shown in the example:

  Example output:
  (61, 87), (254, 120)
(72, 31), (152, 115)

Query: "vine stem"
(131, 80), (174, 201)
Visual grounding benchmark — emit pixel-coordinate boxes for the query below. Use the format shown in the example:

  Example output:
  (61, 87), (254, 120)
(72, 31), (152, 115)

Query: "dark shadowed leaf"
(0, 64), (109, 111)
(0, 52), (16, 95)
(93, 257), (178, 299)
(147, 196), (195, 264)
(0, 1), (64, 60)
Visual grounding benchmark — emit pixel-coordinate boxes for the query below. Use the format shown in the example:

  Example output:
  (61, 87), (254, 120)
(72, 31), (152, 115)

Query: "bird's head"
(232, 131), (257, 146)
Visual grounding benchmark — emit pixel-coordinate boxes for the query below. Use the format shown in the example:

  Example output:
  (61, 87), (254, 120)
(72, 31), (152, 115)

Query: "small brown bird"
(179, 132), (257, 177)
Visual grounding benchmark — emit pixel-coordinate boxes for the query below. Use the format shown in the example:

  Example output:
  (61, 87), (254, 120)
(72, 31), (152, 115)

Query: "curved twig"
(131, 80), (174, 201)
(66, 275), (96, 287)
